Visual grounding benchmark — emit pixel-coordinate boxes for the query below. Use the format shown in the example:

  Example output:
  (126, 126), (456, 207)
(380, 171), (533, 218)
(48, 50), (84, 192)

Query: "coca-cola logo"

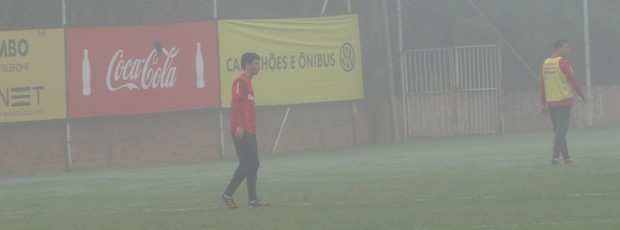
(106, 47), (179, 92)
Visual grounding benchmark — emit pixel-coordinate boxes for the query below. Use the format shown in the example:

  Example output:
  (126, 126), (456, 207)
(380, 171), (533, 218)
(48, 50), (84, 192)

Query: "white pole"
(397, 0), (407, 141)
(65, 121), (72, 171)
(583, 0), (592, 126)
(347, 0), (351, 13)
(352, 102), (357, 144)
(321, 0), (329, 17)
(219, 111), (225, 158)
(62, 0), (66, 25)
(213, 0), (223, 157)
(382, 0), (400, 141)
(213, 0), (218, 19)
(213, 0), (222, 158)
(272, 106), (291, 154)
(63, 0), (71, 171)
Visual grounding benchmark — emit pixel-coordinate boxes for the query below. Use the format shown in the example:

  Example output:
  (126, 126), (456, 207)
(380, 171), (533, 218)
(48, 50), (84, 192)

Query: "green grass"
(2, 127), (620, 230)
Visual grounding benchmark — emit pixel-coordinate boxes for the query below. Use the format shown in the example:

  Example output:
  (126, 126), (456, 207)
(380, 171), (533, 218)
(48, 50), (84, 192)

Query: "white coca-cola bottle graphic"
(82, 49), (92, 96)
(195, 42), (205, 89)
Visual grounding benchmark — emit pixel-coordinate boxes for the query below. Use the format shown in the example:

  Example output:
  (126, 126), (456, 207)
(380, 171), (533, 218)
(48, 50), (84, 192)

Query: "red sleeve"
(559, 58), (585, 99)
(231, 79), (244, 129)
(540, 63), (546, 105)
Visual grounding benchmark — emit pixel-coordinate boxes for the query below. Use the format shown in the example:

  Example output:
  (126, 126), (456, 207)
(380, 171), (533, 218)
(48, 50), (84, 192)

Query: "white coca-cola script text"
(106, 48), (179, 91)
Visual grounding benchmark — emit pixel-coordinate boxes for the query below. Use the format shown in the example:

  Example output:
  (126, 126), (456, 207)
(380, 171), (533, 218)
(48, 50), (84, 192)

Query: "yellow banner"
(0, 29), (67, 122)
(219, 14), (363, 107)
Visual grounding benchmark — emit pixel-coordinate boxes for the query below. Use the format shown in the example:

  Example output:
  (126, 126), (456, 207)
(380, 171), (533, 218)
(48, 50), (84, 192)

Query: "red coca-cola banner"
(66, 22), (219, 118)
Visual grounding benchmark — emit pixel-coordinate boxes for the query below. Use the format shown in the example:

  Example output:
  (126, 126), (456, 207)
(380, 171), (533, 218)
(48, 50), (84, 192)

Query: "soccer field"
(2, 127), (620, 230)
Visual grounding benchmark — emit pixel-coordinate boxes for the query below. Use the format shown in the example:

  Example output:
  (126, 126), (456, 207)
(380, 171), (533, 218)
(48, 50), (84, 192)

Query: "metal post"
(382, 0), (400, 141)
(321, 0), (329, 17)
(583, 0), (592, 126)
(397, 0), (407, 141)
(213, 0), (218, 19)
(62, 0), (66, 25)
(219, 111), (225, 158)
(65, 121), (72, 171)
(468, 0), (538, 81)
(347, 0), (351, 13)
(272, 106), (291, 154)
(352, 102), (357, 144)
(62, 0), (71, 171)
(214, 0), (223, 158)
(498, 42), (505, 134)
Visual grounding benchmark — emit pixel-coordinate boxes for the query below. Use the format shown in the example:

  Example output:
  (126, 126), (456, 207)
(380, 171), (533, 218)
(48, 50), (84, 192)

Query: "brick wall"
(0, 120), (67, 176)
(222, 100), (370, 158)
(503, 84), (620, 132)
(68, 109), (222, 171)
(1, 100), (372, 176)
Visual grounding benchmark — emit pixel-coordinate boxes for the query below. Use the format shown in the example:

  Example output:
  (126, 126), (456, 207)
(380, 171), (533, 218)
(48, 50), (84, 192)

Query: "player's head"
(241, 52), (261, 76)
(554, 39), (569, 56)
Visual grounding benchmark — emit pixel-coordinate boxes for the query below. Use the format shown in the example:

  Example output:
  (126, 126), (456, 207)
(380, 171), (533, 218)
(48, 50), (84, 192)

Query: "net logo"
(0, 86), (44, 107)
(339, 42), (355, 72)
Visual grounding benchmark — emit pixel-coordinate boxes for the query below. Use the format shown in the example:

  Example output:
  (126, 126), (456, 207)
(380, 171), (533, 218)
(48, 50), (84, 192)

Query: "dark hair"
(241, 52), (260, 69)
(554, 39), (568, 50)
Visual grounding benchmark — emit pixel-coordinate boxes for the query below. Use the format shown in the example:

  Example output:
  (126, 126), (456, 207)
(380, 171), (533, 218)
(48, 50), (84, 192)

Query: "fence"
(402, 45), (503, 137)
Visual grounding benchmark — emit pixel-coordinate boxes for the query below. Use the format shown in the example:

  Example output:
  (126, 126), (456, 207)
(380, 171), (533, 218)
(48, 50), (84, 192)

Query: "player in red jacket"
(221, 52), (269, 208)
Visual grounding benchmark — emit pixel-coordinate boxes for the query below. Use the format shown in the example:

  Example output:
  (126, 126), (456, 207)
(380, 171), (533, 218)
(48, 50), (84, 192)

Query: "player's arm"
(560, 58), (587, 103)
(231, 79), (245, 139)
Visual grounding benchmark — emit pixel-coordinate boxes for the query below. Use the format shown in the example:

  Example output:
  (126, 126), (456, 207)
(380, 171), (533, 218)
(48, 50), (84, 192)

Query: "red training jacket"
(229, 73), (256, 134)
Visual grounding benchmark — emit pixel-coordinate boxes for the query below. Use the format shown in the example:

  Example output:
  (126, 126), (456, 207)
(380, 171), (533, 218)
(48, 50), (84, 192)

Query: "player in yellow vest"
(540, 39), (587, 164)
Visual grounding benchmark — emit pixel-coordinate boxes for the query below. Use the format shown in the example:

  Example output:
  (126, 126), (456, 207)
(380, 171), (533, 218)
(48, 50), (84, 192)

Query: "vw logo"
(340, 43), (355, 72)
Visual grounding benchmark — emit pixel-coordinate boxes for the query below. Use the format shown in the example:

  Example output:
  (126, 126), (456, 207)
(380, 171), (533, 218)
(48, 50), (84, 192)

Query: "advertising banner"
(0, 29), (67, 123)
(66, 22), (219, 118)
(219, 14), (363, 107)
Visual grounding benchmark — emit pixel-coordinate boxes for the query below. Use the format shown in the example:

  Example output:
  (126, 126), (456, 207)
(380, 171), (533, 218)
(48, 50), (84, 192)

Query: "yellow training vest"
(542, 57), (573, 102)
